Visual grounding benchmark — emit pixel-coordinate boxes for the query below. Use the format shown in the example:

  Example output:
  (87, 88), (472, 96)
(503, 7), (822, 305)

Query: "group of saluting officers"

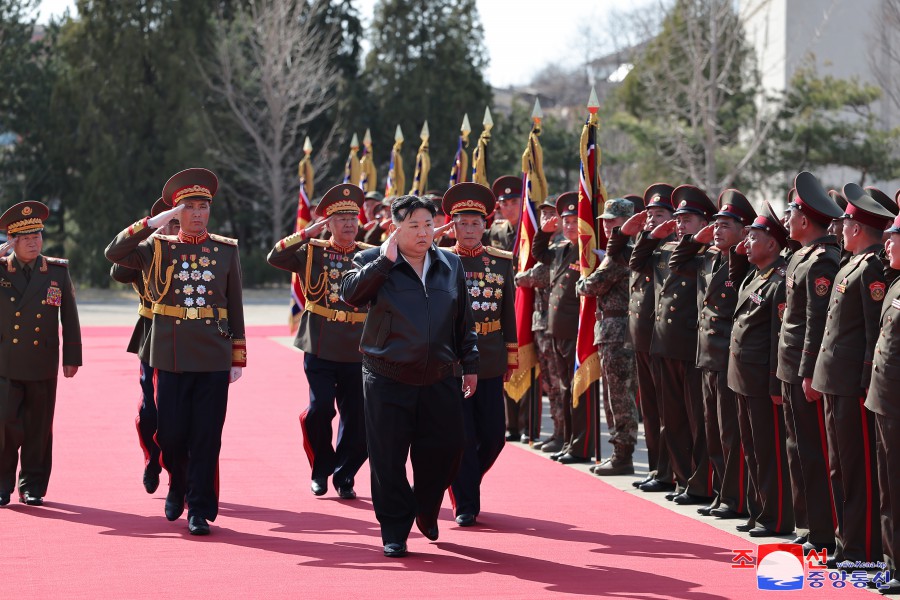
(4, 166), (900, 584)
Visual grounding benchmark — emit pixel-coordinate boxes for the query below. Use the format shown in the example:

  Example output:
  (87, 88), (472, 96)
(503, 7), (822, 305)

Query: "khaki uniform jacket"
(630, 232), (695, 362)
(486, 220), (516, 252)
(110, 263), (152, 360)
(777, 235), (841, 384)
(533, 229), (579, 340)
(576, 255), (629, 346)
(608, 227), (654, 353)
(105, 219), (247, 373)
(0, 254), (82, 381)
(267, 233), (371, 363)
(670, 235), (750, 372)
(448, 245), (518, 378)
(811, 244), (886, 396)
(865, 276), (900, 418)
(727, 257), (787, 398)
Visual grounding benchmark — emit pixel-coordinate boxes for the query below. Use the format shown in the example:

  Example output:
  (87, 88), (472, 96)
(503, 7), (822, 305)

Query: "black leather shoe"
(20, 492), (43, 506)
(164, 491), (185, 521)
(143, 468), (160, 494)
(632, 473), (654, 488)
(540, 438), (564, 453)
(415, 515), (439, 541)
(188, 515), (210, 536)
(455, 513), (476, 527)
(0, 493), (9, 506)
(311, 477), (327, 497)
(878, 578), (900, 595)
(790, 534), (808, 545)
(710, 507), (743, 519)
(736, 520), (755, 532)
(697, 504), (715, 516)
(519, 434), (532, 444)
(549, 448), (568, 461)
(383, 543), (408, 558)
(673, 492), (713, 506)
(748, 526), (776, 538)
(532, 437), (554, 450)
(505, 432), (520, 442)
(664, 490), (680, 501)
(639, 479), (676, 493)
(557, 453), (589, 465)
(802, 542), (835, 560)
(336, 486), (356, 500)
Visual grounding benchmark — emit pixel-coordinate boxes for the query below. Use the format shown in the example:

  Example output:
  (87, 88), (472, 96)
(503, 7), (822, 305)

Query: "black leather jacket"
(341, 244), (479, 385)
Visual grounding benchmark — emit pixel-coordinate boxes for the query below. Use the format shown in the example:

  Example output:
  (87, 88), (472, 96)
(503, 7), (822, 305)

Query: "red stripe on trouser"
(815, 402), (838, 529)
(707, 461), (714, 497)
(859, 398), (874, 560)
(773, 403), (784, 533)
(299, 408), (315, 467)
(152, 369), (168, 474)
(738, 446), (745, 513)
(447, 486), (457, 512)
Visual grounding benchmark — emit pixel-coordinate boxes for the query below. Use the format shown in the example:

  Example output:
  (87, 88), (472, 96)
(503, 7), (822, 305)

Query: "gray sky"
(37, 0), (652, 87)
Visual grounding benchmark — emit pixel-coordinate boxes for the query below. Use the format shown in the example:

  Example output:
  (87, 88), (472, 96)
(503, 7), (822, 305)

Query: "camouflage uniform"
(515, 261), (564, 442)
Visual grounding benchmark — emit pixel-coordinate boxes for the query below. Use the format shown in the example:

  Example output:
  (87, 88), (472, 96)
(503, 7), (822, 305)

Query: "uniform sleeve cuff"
(232, 339), (247, 367)
(462, 363), (479, 375)
(506, 344), (519, 369)
(126, 217), (150, 238)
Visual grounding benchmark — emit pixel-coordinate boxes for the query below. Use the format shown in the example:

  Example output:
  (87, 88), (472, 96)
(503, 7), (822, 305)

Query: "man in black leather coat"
(341, 195), (479, 558)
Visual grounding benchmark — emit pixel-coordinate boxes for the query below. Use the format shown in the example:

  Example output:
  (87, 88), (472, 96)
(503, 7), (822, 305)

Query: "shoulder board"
(45, 256), (69, 268)
(484, 246), (513, 260)
(155, 234), (178, 242)
(660, 242), (678, 251)
(209, 233), (238, 246)
(356, 242), (377, 250)
(446, 247), (459, 255)
(813, 246), (828, 256)
(309, 239), (330, 248)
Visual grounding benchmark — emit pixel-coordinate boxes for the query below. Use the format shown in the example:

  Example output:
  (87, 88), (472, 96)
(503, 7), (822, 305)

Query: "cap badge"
(722, 205), (732, 212)
(679, 200), (687, 208)
(342, 189), (350, 196)
(568, 204), (575, 211)
(21, 206), (32, 216)
(504, 187), (511, 194)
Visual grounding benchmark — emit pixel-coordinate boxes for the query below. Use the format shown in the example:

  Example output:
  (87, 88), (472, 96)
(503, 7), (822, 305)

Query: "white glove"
(148, 204), (185, 229)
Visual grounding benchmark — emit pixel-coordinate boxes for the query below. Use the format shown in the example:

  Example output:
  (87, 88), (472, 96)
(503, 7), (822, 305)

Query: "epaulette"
(484, 246), (513, 260)
(209, 233), (238, 246)
(45, 256), (69, 268)
(445, 246), (458, 255)
(813, 246), (827, 256)
(356, 242), (377, 250)
(309, 239), (330, 248)
(660, 242), (678, 251)
(156, 234), (179, 242)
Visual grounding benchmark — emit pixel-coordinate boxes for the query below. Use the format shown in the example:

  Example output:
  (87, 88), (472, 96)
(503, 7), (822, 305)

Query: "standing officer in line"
(105, 168), (247, 536)
(629, 185), (716, 505)
(486, 176), (521, 252)
(728, 201), (795, 538)
(576, 198), (639, 475)
(811, 185), (894, 566)
(777, 171), (843, 556)
(516, 198), (565, 453)
(443, 182), (517, 527)
(865, 214), (900, 594)
(669, 191), (755, 519)
(267, 184), (372, 500)
(611, 184), (675, 492)
(110, 197), (179, 494)
(341, 195), (478, 558)
(533, 192), (591, 464)
(0, 202), (81, 507)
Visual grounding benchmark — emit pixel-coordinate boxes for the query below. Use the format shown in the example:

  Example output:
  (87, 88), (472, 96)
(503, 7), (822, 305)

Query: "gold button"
(673, 293), (678, 299)
(206, 319), (211, 324)
(10, 297), (15, 302)
(12, 338), (18, 344)
(681, 281), (686, 286)
(667, 318), (672, 323)
(36, 314), (41, 318)
(175, 319), (182, 325)
(41, 300), (46, 305)
(34, 327), (39, 332)
(33, 341), (38, 346)
(14, 312), (20, 317)
(13, 325), (19, 330)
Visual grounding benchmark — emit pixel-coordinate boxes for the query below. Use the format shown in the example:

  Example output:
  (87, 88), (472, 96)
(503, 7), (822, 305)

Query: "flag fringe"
(572, 351), (602, 407)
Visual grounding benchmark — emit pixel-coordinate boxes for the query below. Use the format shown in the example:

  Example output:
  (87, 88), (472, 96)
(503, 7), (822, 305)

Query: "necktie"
(23, 265), (31, 283)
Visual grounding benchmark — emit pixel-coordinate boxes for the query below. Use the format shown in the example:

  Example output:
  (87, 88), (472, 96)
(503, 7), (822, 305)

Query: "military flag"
(471, 107), (493, 187)
(384, 125), (405, 198)
(343, 133), (361, 186)
(290, 136), (315, 333)
(359, 128), (377, 193)
(408, 121), (430, 195)
(449, 114), (471, 189)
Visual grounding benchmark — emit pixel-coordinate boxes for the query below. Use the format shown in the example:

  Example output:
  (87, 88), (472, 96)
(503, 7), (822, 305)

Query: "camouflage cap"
(598, 198), (635, 220)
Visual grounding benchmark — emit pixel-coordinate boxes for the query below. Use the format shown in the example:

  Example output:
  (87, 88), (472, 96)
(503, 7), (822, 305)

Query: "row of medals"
(467, 258), (504, 312)
(172, 255), (216, 307)
(323, 252), (348, 304)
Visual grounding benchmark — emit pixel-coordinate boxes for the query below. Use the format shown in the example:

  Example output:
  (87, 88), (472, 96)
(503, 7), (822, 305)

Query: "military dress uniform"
(105, 168), (246, 533)
(443, 183), (518, 525)
(631, 186), (716, 503)
(865, 215), (900, 585)
(608, 184), (674, 490)
(811, 187), (894, 563)
(533, 192), (593, 462)
(728, 204), (794, 536)
(0, 202), (82, 506)
(777, 171), (844, 551)
(576, 198), (638, 474)
(669, 191), (755, 516)
(267, 184), (371, 499)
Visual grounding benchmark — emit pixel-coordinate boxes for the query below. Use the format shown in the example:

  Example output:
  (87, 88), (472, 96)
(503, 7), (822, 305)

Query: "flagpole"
(527, 99), (544, 445)
(587, 87), (603, 464)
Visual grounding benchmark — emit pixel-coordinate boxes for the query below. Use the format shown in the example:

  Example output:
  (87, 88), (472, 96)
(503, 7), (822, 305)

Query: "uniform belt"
(138, 305), (153, 319)
(601, 309), (628, 318)
(152, 303), (227, 320)
(475, 320), (501, 335)
(305, 301), (366, 324)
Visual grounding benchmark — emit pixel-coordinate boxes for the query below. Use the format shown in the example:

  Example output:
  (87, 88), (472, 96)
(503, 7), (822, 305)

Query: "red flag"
(289, 176), (313, 334)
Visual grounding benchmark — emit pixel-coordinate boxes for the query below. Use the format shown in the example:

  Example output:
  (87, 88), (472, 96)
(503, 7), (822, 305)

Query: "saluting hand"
(304, 217), (331, 239)
(694, 223), (715, 245)
(620, 211), (647, 236)
(735, 238), (749, 255)
(148, 203), (185, 229)
(382, 227), (399, 262)
(433, 221), (454, 240)
(650, 219), (676, 240)
(541, 215), (559, 233)
(0, 241), (11, 256)
(362, 219), (378, 231)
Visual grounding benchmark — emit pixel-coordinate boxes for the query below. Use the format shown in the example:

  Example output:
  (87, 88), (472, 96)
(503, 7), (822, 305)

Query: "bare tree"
(201, 0), (340, 245)
(870, 0), (900, 121)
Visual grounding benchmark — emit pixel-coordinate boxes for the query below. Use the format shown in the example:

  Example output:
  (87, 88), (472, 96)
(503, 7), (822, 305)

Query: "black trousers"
(658, 357), (711, 496)
(0, 376), (58, 497)
(703, 369), (746, 513)
(136, 362), (161, 477)
(737, 394), (794, 533)
(782, 382), (839, 546)
(825, 394), (881, 562)
(640, 353), (671, 482)
(363, 368), (464, 545)
(876, 413), (900, 571)
(155, 370), (229, 521)
(450, 376), (506, 517)
(302, 354), (367, 487)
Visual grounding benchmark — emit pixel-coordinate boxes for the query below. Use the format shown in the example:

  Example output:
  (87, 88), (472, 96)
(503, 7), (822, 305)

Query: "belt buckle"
(335, 310), (346, 323)
(185, 307), (199, 320)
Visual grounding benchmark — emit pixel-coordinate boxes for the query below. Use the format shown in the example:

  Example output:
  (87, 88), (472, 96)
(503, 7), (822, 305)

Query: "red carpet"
(1, 326), (866, 599)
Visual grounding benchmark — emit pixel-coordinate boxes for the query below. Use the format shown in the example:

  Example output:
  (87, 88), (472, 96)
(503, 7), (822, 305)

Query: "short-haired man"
(0, 201), (81, 507)
(341, 195), (478, 558)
